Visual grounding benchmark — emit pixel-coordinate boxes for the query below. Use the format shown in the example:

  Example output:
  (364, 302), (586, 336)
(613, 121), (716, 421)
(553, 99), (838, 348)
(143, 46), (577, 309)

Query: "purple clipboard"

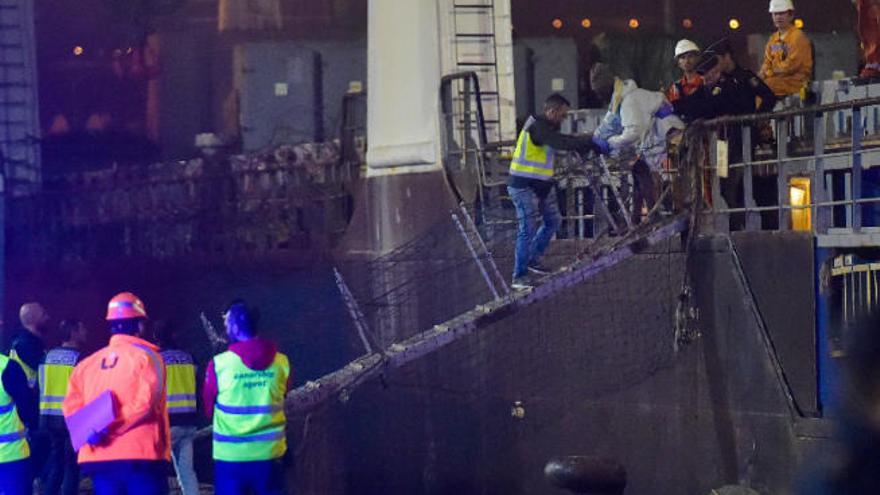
(65, 390), (117, 451)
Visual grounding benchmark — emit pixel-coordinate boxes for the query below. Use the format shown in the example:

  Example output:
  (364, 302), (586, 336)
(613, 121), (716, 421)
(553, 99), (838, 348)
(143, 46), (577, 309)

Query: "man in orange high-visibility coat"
(62, 292), (171, 495)
(760, 0), (813, 98)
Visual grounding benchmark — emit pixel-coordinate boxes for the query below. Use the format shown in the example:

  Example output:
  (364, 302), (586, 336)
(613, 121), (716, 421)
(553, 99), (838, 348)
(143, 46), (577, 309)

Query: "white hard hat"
(674, 39), (700, 59)
(768, 0), (794, 13)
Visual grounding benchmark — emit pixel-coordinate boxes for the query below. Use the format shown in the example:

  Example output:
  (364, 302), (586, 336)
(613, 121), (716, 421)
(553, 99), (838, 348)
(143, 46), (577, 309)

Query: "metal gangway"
(277, 78), (880, 417)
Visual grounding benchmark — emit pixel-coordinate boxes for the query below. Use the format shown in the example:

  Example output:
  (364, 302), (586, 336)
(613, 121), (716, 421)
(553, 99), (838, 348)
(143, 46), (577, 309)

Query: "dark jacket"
(7, 329), (46, 421)
(8, 328), (47, 375)
(673, 66), (777, 122)
(508, 115), (598, 198)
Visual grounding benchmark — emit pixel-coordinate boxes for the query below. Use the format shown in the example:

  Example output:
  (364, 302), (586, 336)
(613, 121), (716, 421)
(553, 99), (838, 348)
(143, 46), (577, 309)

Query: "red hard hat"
(106, 292), (148, 320)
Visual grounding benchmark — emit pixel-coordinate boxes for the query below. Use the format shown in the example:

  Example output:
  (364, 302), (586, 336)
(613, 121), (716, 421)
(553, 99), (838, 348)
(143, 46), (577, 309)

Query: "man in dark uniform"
(673, 38), (776, 123)
(673, 39), (777, 229)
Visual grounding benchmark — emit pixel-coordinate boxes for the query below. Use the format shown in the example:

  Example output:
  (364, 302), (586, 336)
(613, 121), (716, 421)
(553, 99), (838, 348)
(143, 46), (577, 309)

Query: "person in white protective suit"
(592, 78), (685, 224)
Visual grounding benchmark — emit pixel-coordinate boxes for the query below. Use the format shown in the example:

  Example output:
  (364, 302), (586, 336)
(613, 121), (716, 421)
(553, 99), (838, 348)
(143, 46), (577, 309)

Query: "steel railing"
(689, 95), (880, 237)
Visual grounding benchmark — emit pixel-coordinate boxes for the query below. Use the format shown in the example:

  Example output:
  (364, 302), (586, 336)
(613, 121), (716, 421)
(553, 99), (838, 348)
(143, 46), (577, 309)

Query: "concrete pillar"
(342, 0), (457, 256)
(366, 0), (443, 175)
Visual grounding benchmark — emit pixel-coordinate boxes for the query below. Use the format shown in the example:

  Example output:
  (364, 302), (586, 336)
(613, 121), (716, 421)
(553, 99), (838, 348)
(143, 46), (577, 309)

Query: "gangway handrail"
(684, 91), (880, 238)
(700, 95), (880, 127)
(440, 71), (489, 148)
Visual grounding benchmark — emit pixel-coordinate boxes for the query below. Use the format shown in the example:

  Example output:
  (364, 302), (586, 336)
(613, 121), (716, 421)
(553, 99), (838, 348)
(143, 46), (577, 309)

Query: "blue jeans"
(90, 467), (169, 495)
(170, 426), (199, 495)
(42, 427), (80, 495)
(215, 459), (286, 495)
(508, 185), (560, 278)
(0, 458), (32, 495)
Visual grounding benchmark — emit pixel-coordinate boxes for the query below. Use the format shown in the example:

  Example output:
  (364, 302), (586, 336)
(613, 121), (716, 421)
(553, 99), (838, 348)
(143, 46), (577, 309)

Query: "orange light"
(729, 18), (741, 30)
(552, 18), (563, 29)
(628, 18), (639, 29)
(72, 46), (84, 56)
(581, 18), (592, 29)
(682, 18), (693, 29)
(794, 18), (804, 29)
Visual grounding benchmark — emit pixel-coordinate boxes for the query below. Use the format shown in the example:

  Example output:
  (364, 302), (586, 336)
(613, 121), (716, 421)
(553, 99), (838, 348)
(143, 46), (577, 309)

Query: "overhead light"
(73, 46), (84, 56)
(794, 18), (804, 29)
(552, 18), (563, 29)
(682, 18), (693, 29)
(729, 18), (741, 30)
(581, 18), (592, 29)
(628, 18), (639, 29)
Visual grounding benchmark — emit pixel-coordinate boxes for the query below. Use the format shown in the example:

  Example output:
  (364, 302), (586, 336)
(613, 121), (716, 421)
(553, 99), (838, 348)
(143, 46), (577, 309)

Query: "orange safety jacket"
(760, 26), (813, 97)
(665, 74), (704, 103)
(62, 334), (170, 464)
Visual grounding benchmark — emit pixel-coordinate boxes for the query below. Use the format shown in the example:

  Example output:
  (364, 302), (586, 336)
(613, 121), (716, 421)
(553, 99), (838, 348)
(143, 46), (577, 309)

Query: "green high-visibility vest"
(0, 354), (30, 463)
(212, 350), (289, 462)
(161, 350), (197, 415)
(38, 347), (80, 416)
(509, 116), (555, 181)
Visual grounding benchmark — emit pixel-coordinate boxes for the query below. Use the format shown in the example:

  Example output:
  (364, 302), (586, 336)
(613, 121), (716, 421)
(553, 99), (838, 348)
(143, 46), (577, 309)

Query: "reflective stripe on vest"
(8, 349), (37, 389)
(39, 348), (80, 416)
(131, 343), (167, 415)
(0, 355), (30, 462)
(509, 116), (555, 181)
(212, 350), (289, 462)
(161, 350), (197, 415)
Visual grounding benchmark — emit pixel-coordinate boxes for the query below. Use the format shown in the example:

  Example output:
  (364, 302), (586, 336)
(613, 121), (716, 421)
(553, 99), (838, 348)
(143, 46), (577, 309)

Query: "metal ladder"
(447, 0), (515, 146)
(0, 0), (40, 194)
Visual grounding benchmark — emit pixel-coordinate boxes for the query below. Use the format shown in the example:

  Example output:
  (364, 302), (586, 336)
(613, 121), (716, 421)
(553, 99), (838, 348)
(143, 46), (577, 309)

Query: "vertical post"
(852, 106), (863, 232)
(333, 268), (375, 355)
(813, 111), (829, 234)
(576, 188), (585, 239)
(452, 212), (500, 300)
(460, 204), (510, 295)
(776, 118), (790, 230)
(662, 0), (675, 35)
(742, 124), (759, 230)
(709, 130), (728, 232)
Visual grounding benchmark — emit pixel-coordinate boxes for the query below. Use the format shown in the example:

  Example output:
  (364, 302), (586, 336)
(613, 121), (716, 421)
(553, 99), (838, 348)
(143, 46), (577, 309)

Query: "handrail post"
(852, 106), (863, 232)
(709, 130), (729, 232)
(776, 117), (791, 231)
(742, 123), (760, 231)
(813, 110), (829, 234)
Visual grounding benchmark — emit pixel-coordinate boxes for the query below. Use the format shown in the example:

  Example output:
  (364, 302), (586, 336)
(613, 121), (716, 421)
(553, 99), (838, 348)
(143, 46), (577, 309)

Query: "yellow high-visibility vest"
(8, 349), (36, 389)
(509, 116), (555, 181)
(38, 347), (80, 416)
(0, 354), (30, 462)
(212, 350), (289, 462)
(160, 349), (197, 415)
